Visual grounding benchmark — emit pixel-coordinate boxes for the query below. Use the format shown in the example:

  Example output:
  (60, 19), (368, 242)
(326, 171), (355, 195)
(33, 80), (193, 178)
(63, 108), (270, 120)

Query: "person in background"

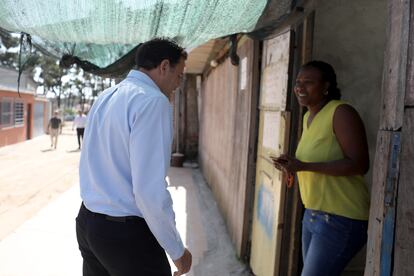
(76, 38), (192, 276)
(272, 60), (370, 276)
(47, 110), (62, 149)
(72, 110), (87, 149)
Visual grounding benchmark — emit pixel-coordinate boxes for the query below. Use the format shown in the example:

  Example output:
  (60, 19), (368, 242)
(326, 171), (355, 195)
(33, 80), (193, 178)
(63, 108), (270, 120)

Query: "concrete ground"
(0, 126), (251, 276)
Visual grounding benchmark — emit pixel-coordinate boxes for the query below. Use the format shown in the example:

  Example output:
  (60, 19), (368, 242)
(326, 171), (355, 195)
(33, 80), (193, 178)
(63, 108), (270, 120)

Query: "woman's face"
(294, 67), (328, 108)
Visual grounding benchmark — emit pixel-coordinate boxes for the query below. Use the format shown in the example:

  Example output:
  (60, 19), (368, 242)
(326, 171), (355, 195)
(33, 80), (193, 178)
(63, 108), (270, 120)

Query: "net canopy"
(0, 0), (268, 67)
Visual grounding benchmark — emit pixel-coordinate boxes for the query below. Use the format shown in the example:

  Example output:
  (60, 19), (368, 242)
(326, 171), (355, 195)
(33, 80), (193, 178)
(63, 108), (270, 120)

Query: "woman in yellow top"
(272, 61), (370, 276)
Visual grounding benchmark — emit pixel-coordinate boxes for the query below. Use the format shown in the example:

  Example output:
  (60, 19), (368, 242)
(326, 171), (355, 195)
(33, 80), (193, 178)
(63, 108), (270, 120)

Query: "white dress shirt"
(73, 114), (87, 129)
(79, 70), (184, 260)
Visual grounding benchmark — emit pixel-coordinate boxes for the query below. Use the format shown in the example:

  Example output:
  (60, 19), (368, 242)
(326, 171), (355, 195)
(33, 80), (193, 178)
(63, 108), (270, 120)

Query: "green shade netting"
(0, 0), (268, 67)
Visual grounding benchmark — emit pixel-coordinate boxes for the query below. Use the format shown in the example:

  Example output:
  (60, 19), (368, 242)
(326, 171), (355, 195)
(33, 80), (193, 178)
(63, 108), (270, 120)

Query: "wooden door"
(26, 103), (31, 139)
(250, 30), (293, 276)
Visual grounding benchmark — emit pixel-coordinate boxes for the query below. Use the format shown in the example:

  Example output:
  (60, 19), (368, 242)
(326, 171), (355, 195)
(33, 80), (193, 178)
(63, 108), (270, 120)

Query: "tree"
(0, 31), (113, 111)
(38, 56), (66, 107)
(0, 32), (64, 106)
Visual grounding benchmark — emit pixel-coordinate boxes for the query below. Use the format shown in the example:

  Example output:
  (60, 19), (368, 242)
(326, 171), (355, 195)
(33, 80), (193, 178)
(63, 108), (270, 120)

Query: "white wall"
(312, 1), (387, 274)
(313, 0), (387, 190)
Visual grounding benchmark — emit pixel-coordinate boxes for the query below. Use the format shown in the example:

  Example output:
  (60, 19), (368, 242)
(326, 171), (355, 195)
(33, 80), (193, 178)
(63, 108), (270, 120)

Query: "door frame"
(277, 11), (315, 276)
(26, 103), (32, 140)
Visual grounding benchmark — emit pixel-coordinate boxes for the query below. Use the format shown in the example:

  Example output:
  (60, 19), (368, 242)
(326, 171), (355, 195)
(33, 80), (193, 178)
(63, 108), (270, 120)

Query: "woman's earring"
(324, 90), (329, 95)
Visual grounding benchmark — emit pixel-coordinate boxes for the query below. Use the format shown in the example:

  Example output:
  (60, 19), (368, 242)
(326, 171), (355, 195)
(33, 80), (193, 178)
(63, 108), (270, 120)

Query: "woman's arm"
(272, 104), (369, 176)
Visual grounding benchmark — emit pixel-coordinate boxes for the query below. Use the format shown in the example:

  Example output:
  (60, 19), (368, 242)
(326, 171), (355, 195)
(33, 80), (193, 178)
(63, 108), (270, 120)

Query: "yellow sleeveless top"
(295, 100), (370, 220)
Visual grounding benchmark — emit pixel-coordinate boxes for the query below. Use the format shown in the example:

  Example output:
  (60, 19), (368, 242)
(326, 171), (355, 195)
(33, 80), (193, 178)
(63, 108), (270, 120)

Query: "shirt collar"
(126, 70), (160, 91)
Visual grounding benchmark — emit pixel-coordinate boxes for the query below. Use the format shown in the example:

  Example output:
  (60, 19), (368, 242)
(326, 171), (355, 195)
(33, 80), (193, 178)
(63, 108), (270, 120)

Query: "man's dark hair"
(301, 60), (342, 100)
(135, 38), (187, 70)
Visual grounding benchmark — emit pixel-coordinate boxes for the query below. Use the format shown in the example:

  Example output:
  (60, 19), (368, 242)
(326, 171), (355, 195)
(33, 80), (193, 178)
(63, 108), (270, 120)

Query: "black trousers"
(76, 203), (171, 276)
(76, 128), (85, 148)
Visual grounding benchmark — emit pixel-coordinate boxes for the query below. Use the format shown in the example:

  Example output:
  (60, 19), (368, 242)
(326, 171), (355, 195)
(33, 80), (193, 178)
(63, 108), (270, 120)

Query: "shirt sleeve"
(129, 96), (185, 260)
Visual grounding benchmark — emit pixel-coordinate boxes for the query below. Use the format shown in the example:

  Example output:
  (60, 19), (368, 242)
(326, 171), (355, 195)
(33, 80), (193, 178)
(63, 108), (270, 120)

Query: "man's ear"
(159, 59), (170, 75)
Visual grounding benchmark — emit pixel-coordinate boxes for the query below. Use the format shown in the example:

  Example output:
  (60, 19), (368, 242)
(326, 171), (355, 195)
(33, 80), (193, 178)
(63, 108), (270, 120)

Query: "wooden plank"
(379, 132), (401, 276)
(279, 12), (314, 275)
(278, 25), (300, 276)
(198, 37), (259, 258)
(183, 74), (198, 158)
(301, 11), (314, 64)
(276, 111), (300, 276)
(380, 0), (410, 130)
(365, 131), (393, 276)
(240, 39), (261, 261)
(199, 52), (238, 224)
(405, 1), (414, 106)
(185, 40), (216, 74)
(393, 108), (414, 276)
(250, 111), (289, 276)
(364, 129), (402, 276)
(250, 30), (292, 276)
(230, 38), (259, 257)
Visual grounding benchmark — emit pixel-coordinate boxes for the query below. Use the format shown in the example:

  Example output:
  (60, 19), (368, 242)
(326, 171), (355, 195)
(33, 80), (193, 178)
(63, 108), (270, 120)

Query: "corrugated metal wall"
(198, 37), (258, 257)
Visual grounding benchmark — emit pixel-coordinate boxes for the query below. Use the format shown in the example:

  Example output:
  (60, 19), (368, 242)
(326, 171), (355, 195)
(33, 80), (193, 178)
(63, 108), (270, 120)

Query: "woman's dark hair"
(301, 60), (341, 100)
(135, 38), (187, 70)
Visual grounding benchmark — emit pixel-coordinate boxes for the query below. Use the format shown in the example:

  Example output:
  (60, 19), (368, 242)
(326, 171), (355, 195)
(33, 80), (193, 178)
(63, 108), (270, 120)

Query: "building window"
(1, 99), (13, 128)
(14, 102), (24, 126)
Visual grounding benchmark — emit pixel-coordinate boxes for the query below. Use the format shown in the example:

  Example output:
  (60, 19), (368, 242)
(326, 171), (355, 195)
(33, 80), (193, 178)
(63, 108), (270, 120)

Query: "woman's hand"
(271, 154), (304, 173)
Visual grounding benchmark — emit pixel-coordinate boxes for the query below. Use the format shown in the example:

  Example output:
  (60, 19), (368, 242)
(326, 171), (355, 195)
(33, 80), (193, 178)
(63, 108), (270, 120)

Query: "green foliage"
(0, 52), (18, 68)
(64, 108), (75, 115)
(0, 31), (114, 112)
(0, 31), (18, 49)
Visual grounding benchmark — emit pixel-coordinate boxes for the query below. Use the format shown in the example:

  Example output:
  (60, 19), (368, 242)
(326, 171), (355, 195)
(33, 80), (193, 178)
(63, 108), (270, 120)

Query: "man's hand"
(173, 248), (192, 276)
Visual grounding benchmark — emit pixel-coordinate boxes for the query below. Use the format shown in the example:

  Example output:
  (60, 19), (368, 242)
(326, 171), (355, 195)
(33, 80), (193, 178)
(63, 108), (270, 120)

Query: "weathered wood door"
(250, 30), (292, 276)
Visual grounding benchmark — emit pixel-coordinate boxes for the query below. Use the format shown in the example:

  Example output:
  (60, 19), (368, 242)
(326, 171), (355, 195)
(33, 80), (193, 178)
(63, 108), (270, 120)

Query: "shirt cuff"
(168, 237), (185, 261)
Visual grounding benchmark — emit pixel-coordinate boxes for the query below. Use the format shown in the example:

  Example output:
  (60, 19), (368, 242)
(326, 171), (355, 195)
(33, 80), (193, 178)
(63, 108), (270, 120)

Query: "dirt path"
(0, 127), (251, 275)
(0, 126), (81, 240)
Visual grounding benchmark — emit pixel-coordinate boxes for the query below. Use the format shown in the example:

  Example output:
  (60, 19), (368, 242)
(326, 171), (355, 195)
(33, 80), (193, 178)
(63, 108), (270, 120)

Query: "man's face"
(162, 57), (185, 95)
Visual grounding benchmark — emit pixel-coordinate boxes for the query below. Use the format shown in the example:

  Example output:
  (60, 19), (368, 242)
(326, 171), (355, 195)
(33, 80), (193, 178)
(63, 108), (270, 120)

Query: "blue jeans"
(301, 209), (368, 276)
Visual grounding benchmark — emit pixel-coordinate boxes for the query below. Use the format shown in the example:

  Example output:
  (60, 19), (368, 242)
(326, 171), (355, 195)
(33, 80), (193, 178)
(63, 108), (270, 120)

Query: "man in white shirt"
(72, 110), (87, 149)
(76, 38), (192, 276)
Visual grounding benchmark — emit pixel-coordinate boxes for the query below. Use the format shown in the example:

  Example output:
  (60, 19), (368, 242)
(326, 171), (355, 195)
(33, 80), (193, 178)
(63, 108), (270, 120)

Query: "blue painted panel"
(257, 184), (275, 238)
(380, 132), (401, 276)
